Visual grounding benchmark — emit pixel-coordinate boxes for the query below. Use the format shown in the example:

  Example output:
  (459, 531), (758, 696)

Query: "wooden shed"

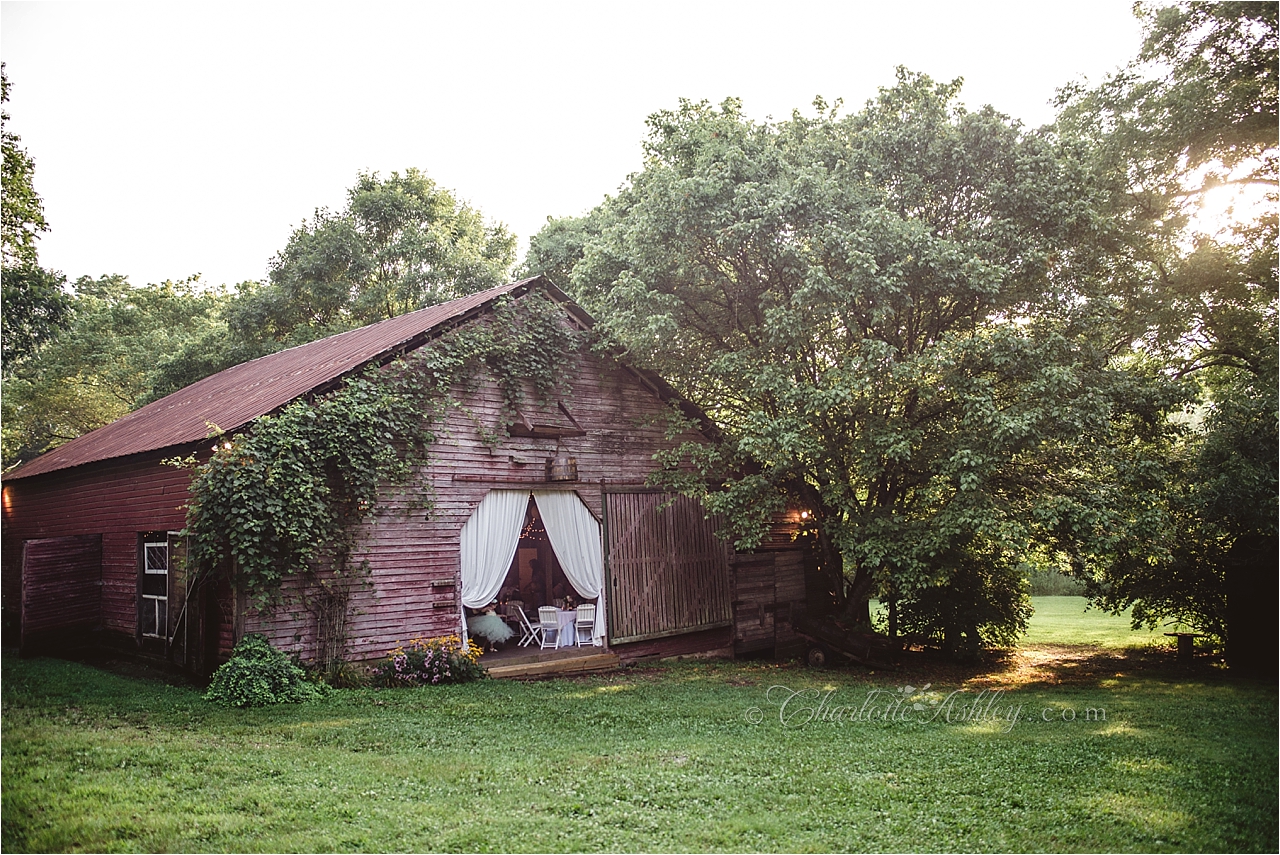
(2, 278), (807, 672)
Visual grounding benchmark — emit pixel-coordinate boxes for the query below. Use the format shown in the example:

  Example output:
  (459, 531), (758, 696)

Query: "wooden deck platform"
(481, 645), (620, 679)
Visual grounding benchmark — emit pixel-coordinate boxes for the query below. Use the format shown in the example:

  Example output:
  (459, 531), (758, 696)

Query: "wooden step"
(486, 652), (620, 679)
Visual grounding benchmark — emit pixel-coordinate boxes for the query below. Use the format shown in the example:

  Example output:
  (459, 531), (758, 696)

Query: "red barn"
(2, 278), (809, 675)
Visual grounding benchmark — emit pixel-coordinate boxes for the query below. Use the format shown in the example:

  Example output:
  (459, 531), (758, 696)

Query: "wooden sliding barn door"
(604, 491), (732, 644)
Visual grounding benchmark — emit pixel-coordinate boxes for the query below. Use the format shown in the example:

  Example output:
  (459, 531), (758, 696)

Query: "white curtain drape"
(534, 490), (607, 645)
(459, 490), (529, 609)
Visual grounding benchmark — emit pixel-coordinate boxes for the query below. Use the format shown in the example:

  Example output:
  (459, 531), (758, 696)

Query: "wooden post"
(1165, 632), (1200, 663)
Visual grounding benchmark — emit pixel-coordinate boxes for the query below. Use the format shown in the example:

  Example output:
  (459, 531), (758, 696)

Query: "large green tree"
(1, 64), (71, 370)
(230, 169), (516, 351)
(542, 74), (1173, 650)
(1055, 1), (1277, 639)
(1, 64), (46, 268)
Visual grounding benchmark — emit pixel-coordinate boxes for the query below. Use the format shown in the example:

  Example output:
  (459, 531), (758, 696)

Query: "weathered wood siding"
(771, 550), (808, 655)
(243, 338), (712, 664)
(730, 548), (809, 656)
(2, 451), (198, 648)
(20, 534), (102, 650)
(731, 553), (776, 653)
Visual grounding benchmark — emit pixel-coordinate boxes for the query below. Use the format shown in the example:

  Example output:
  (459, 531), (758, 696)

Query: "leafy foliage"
(891, 550), (1034, 659)
(185, 362), (437, 603)
(544, 74), (1173, 653)
(1055, 2), (1278, 640)
(1057, 2), (1275, 207)
(1, 64), (47, 269)
(2, 275), (230, 468)
(229, 169), (516, 351)
(1079, 357), (1275, 640)
(1, 64), (72, 385)
(369, 635), (487, 686)
(519, 213), (604, 287)
(528, 10), (1276, 653)
(1, 264), (71, 370)
(203, 634), (328, 708)
(1026, 565), (1086, 597)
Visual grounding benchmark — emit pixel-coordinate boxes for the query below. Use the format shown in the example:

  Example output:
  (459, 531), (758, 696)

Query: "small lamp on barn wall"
(545, 439), (578, 482)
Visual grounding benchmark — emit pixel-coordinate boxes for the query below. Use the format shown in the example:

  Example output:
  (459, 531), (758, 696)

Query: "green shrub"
(1027, 565), (1086, 596)
(893, 553), (1033, 661)
(205, 634), (328, 707)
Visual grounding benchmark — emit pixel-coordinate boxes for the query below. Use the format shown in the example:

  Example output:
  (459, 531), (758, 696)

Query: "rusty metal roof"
(5, 278), (540, 481)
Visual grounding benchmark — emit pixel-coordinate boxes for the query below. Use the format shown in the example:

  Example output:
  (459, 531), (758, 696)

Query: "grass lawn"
(1024, 597), (1171, 648)
(4, 638), (1276, 854)
(869, 596), (1169, 651)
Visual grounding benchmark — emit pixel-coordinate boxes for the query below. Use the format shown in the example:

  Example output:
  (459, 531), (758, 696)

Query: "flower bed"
(370, 635), (486, 686)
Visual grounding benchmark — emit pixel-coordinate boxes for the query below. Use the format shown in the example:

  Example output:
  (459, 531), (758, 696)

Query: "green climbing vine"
(176, 293), (580, 669)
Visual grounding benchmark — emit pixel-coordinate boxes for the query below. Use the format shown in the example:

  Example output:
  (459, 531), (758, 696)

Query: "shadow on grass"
(880, 641), (1244, 694)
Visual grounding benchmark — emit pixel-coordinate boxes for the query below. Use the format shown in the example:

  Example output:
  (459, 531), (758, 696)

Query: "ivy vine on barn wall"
(175, 292), (581, 668)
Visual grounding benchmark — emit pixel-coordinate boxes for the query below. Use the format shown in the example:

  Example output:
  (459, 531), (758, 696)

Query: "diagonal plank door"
(604, 491), (731, 644)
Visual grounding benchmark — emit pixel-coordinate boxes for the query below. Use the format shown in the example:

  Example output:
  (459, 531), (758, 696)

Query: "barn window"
(140, 536), (169, 639)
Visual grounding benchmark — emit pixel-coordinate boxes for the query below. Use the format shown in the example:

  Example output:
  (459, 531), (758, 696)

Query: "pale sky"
(1, 1), (1146, 290)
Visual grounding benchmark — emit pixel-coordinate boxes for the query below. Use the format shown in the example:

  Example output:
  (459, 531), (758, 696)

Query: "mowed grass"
(3, 644), (1276, 853)
(867, 596), (1173, 650)
(1025, 596), (1169, 648)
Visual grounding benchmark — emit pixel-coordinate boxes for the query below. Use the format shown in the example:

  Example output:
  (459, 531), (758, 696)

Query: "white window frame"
(142, 539), (168, 639)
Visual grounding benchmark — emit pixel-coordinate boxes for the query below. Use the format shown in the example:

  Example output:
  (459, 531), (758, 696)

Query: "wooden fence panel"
(605, 492), (731, 644)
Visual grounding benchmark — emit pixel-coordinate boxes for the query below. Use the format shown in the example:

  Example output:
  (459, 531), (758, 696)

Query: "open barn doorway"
(459, 490), (607, 659)
(503, 499), (577, 615)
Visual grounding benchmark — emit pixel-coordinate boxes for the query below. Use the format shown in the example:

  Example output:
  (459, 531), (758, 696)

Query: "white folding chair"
(575, 603), (596, 646)
(516, 606), (543, 648)
(538, 606), (560, 650)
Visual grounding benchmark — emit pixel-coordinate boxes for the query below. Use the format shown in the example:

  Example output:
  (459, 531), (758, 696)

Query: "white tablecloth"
(555, 609), (577, 648)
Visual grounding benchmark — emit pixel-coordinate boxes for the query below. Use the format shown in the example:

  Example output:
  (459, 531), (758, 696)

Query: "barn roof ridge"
(4, 277), (542, 481)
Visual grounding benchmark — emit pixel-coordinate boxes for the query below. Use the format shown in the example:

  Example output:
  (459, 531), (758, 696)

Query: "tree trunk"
(843, 597), (872, 627)
(842, 560), (876, 627)
(814, 526), (846, 611)
(945, 620), (980, 662)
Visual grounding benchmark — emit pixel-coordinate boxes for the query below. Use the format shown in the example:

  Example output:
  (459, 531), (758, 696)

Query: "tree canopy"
(1, 64), (71, 370)
(229, 168), (516, 351)
(1053, 1), (1277, 638)
(522, 4), (1277, 653)
(531, 72), (1181, 651)
(1, 275), (230, 467)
